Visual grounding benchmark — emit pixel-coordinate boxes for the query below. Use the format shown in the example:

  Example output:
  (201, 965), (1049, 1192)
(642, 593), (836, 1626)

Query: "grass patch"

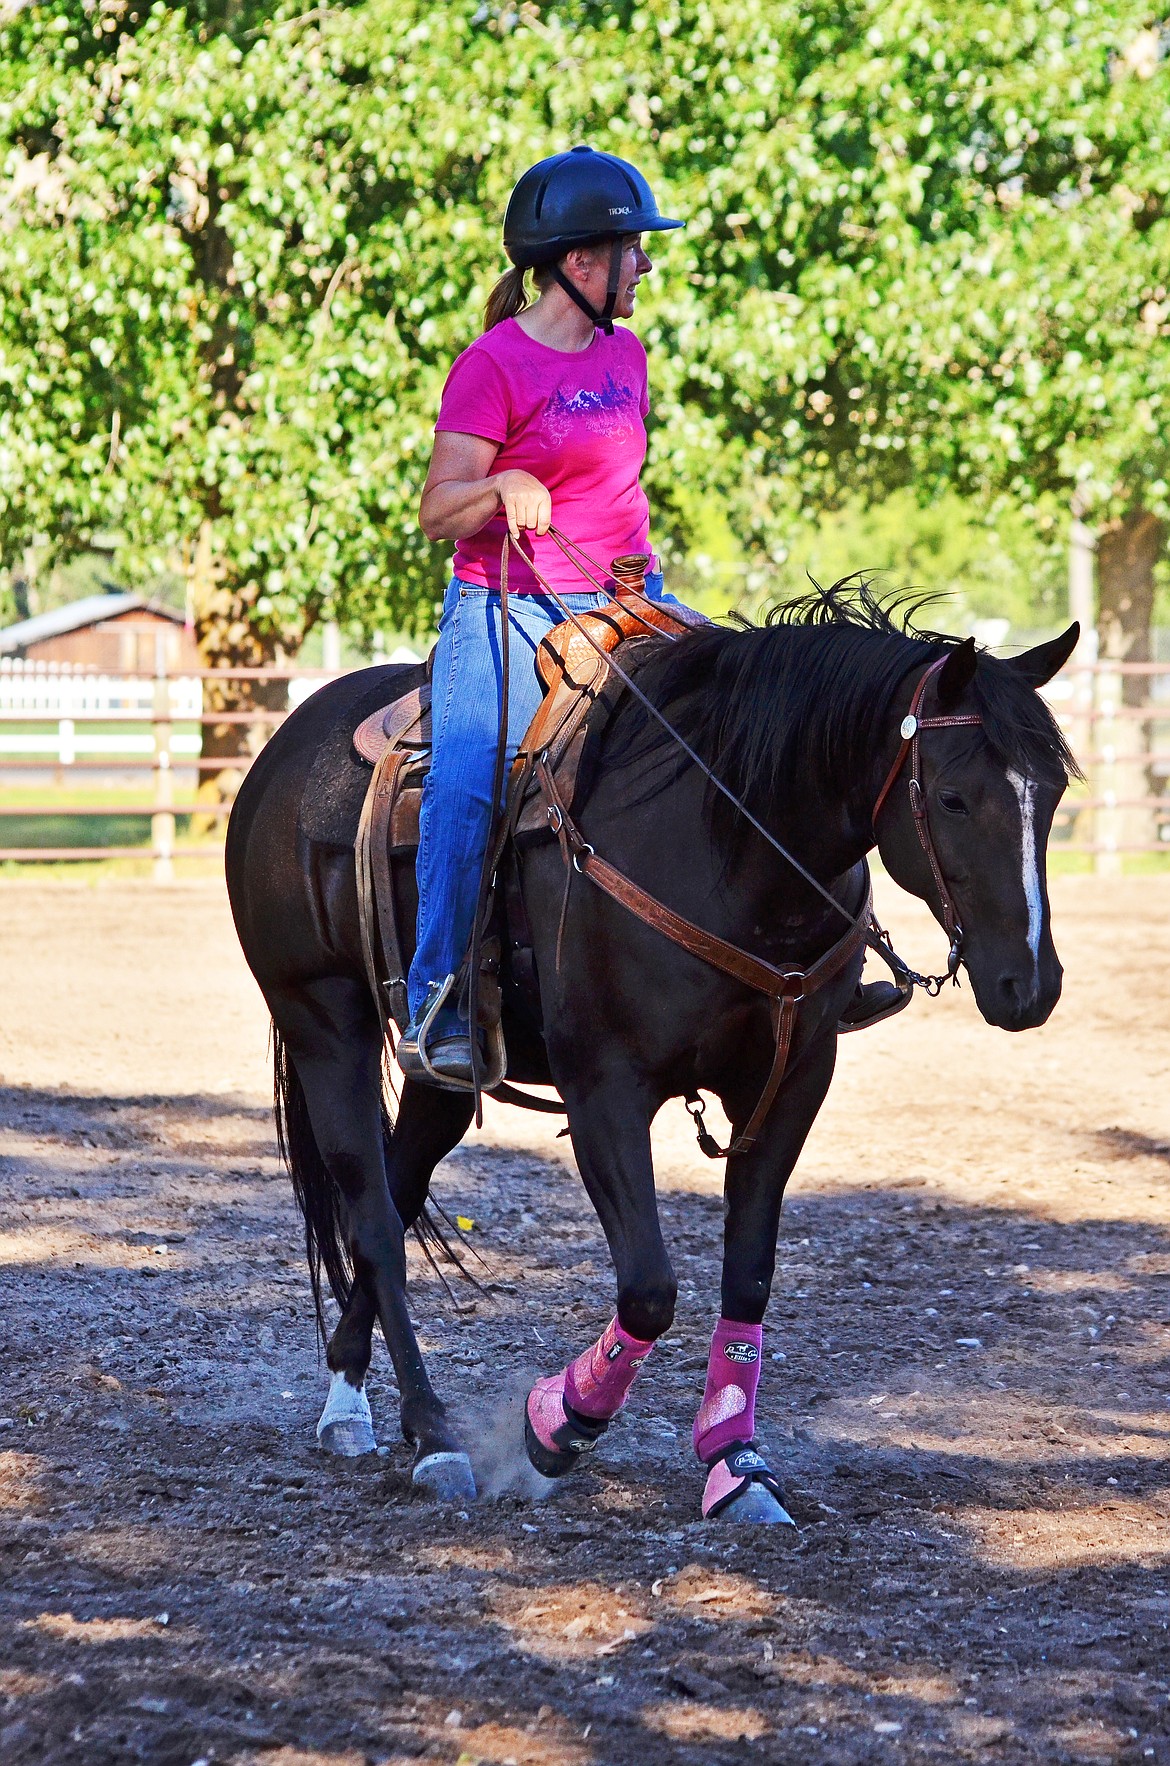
(0, 833), (225, 882)
(1049, 848), (1170, 875)
(0, 778), (225, 855)
(0, 812), (205, 850)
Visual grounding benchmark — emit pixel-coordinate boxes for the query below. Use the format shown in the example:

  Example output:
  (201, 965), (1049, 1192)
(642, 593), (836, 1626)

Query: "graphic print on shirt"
(541, 371), (641, 447)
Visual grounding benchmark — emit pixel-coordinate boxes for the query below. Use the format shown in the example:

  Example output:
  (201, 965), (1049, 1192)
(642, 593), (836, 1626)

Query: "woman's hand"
(417, 436), (551, 544)
(493, 469), (552, 541)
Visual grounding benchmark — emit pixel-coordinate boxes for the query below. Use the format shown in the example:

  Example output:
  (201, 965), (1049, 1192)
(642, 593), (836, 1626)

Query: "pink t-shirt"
(434, 316), (652, 594)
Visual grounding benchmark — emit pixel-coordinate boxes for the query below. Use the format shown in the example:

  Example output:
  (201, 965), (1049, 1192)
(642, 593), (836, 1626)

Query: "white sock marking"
(1007, 768), (1042, 983)
(316, 1370), (372, 1438)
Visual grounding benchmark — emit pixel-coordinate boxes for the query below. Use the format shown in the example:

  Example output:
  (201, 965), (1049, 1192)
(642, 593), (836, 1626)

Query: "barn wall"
(22, 612), (199, 673)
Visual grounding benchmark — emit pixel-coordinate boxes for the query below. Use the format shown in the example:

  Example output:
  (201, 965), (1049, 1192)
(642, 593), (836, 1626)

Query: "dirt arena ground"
(1, 872), (1168, 1766)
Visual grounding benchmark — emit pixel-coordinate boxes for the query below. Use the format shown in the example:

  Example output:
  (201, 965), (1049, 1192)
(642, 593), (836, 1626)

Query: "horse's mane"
(610, 576), (1078, 821)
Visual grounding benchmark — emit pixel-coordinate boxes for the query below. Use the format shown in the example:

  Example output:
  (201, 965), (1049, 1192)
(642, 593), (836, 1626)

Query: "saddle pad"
(298, 662), (428, 849)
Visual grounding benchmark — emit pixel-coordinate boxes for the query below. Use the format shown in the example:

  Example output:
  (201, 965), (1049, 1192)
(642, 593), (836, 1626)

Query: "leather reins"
(534, 527), (980, 996)
(468, 526), (983, 1154)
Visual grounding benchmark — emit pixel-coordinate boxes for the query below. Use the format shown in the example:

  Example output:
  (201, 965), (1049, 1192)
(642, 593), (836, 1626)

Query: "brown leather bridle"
(871, 654), (983, 981)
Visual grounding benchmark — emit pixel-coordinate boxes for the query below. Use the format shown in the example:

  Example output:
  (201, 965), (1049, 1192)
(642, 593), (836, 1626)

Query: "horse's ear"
(936, 637), (978, 709)
(1007, 622), (1080, 688)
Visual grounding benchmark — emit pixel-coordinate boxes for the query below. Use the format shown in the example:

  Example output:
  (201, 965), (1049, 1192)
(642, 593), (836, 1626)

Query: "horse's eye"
(938, 789), (969, 816)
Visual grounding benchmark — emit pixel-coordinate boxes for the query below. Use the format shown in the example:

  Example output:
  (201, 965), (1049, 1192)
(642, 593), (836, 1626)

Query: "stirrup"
(411, 973), (507, 1093)
(399, 976), (471, 1090)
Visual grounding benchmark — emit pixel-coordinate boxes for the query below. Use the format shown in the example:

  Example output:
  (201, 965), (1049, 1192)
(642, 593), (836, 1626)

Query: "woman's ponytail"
(483, 265), (531, 331)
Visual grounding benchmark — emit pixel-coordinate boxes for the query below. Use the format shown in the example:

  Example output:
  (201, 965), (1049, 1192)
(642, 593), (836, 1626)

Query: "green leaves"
(0, 0), (1166, 655)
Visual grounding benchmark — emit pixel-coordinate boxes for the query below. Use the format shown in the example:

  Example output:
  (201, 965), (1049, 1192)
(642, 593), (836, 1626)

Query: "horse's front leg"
(694, 1032), (838, 1527)
(523, 1065), (675, 1479)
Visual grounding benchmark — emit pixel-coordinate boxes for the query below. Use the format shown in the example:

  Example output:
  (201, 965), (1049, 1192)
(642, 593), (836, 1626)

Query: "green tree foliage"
(0, 0), (1166, 686)
(778, 490), (1067, 631)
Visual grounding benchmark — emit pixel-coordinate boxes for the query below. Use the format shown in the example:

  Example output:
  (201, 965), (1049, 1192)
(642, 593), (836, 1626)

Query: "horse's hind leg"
(319, 1281), (378, 1455)
(271, 976), (476, 1500)
(320, 1080), (474, 1453)
(384, 1077), (477, 1236)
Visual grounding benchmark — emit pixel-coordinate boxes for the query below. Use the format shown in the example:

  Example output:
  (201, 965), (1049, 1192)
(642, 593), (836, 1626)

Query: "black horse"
(225, 586), (1078, 1517)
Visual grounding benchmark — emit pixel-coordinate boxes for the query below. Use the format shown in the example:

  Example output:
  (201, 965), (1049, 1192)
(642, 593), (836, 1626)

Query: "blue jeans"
(408, 572), (676, 1018)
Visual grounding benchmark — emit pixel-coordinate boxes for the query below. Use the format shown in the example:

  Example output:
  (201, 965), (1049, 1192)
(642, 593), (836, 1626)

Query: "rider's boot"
(397, 978), (482, 1088)
(837, 978), (911, 1033)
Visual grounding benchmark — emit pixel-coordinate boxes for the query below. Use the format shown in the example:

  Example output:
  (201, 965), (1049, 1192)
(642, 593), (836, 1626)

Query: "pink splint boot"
(525, 1317), (655, 1478)
(693, 1319), (795, 1527)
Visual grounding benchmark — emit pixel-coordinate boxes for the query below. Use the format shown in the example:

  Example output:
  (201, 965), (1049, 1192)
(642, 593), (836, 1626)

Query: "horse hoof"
(701, 1444), (797, 1527)
(316, 1371), (376, 1457)
(713, 1481), (796, 1527)
(412, 1450), (477, 1503)
(318, 1417), (378, 1457)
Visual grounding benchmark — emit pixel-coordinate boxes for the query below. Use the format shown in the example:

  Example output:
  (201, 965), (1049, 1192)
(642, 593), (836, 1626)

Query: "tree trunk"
(1095, 507), (1166, 859)
(181, 172), (297, 831)
(1097, 507), (1164, 686)
(189, 520), (291, 831)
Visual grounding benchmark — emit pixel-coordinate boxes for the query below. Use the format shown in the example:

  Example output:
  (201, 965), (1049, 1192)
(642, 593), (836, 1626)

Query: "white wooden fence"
(0, 657), (340, 877)
(0, 657), (324, 762)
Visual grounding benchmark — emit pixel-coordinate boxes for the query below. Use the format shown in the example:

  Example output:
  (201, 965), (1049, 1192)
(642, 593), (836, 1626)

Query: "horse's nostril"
(998, 972), (1038, 1018)
(999, 974), (1026, 1012)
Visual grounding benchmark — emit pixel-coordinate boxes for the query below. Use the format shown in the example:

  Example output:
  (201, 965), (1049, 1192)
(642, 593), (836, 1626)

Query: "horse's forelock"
(972, 653), (1081, 788)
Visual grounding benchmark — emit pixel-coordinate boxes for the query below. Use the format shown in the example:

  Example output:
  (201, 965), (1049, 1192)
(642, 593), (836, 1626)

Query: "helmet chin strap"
(549, 237), (625, 336)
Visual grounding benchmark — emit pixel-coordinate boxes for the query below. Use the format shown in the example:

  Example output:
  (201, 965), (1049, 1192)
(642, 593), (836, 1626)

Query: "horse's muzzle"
(975, 964), (1062, 1032)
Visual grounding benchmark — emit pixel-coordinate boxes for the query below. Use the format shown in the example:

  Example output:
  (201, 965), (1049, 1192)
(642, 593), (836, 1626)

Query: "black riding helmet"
(503, 144), (683, 335)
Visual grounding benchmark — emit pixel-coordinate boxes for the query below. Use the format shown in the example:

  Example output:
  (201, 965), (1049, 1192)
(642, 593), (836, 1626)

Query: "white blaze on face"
(1006, 768), (1043, 979)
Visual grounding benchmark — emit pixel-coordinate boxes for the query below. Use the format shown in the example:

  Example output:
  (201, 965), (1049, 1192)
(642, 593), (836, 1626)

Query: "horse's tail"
(273, 1025), (353, 1337)
(274, 1030), (482, 1335)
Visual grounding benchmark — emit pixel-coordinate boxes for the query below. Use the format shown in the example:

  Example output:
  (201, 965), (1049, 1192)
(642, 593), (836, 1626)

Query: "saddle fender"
(350, 590), (691, 1044)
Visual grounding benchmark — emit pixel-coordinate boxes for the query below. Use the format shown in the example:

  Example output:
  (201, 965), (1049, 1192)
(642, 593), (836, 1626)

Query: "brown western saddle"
(351, 555), (692, 1087)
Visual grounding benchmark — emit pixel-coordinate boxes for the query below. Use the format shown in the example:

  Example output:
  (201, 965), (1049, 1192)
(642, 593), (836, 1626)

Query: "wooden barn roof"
(0, 593), (184, 656)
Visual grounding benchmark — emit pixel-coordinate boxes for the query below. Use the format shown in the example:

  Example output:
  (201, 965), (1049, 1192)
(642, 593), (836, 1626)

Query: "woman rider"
(399, 146), (899, 1085)
(397, 145), (690, 1085)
